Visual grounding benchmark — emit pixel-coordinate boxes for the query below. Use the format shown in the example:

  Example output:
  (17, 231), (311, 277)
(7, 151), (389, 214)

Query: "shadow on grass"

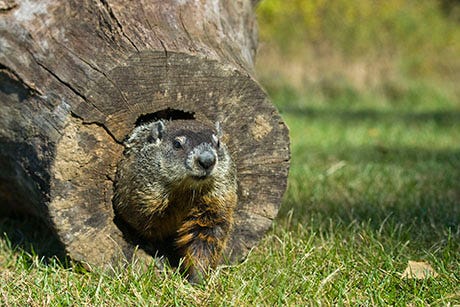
(294, 144), (460, 166)
(281, 106), (460, 127)
(280, 187), (459, 251)
(0, 214), (70, 266)
(283, 143), (460, 247)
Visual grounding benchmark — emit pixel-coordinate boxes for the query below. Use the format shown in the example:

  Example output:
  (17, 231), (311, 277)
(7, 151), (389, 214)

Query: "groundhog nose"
(197, 151), (216, 170)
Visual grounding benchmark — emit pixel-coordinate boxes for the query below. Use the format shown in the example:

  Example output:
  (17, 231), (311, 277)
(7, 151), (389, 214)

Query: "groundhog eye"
(173, 136), (186, 149)
(173, 140), (182, 149)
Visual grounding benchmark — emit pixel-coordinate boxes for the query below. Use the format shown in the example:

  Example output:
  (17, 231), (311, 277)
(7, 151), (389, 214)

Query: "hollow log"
(0, 0), (290, 268)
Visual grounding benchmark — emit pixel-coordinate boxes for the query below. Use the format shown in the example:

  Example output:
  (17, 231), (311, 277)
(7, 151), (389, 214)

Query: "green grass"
(1, 84), (459, 305)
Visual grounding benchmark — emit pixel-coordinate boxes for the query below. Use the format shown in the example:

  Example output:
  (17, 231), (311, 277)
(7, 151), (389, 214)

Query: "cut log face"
(0, 1), (290, 269)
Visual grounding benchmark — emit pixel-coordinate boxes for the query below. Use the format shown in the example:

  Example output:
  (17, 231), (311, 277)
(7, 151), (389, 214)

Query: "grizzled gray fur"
(113, 119), (238, 283)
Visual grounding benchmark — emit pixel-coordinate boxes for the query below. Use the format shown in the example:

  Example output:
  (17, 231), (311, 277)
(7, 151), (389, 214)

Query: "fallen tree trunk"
(0, 0), (290, 268)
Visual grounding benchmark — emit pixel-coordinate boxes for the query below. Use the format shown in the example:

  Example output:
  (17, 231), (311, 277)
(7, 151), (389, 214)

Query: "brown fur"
(113, 120), (237, 282)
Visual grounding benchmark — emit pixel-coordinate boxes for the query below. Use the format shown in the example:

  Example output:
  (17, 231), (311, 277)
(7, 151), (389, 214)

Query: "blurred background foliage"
(255, 0), (460, 107)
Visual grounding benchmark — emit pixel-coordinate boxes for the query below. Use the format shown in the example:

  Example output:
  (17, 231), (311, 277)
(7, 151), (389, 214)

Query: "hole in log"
(135, 108), (195, 126)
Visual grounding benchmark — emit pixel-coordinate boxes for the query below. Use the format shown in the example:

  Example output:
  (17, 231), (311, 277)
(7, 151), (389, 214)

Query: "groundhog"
(113, 119), (238, 282)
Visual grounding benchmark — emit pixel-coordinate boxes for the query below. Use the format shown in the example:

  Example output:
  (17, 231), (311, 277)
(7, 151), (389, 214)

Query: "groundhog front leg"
(176, 197), (235, 283)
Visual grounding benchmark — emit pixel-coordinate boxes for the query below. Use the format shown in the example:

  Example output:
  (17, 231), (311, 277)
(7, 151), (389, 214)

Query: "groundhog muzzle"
(113, 119), (237, 283)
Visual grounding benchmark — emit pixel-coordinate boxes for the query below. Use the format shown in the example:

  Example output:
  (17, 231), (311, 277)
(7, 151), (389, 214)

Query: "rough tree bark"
(0, 0), (290, 268)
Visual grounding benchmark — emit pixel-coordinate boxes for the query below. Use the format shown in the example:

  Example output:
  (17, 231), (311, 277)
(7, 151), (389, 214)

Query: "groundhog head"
(124, 119), (233, 187)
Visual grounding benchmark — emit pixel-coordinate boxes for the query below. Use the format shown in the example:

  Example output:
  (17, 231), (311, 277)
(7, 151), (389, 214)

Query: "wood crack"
(99, 0), (139, 52)
(70, 111), (122, 145)
(35, 60), (87, 102)
(0, 62), (43, 96)
(51, 36), (133, 113)
(139, 1), (167, 57)
(33, 58), (120, 144)
(178, 8), (195, 51)
(159, 39), (168, 57)
(139, 2), (161, 51)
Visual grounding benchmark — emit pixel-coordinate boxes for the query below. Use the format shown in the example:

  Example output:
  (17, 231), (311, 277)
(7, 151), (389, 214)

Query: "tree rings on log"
(44, 51), (289, 266)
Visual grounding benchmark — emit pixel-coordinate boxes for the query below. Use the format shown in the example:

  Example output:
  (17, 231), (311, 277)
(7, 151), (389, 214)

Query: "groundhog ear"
(150, 120), (165, 142)
(125, 120), (165, 148)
